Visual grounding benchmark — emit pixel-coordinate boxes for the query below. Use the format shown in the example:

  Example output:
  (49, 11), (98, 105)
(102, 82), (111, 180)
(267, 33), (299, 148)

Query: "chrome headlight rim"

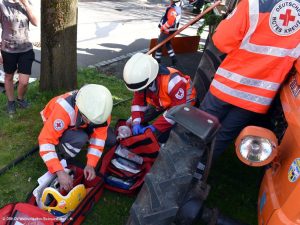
(239, 136), (276, 163)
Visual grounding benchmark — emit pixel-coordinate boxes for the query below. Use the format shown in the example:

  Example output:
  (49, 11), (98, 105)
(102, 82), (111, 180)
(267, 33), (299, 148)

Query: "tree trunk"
(40, 0), (77, 91)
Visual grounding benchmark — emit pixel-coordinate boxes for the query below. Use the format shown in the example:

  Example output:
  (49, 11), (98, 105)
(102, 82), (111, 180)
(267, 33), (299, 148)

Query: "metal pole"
(147, 1), (222, 55)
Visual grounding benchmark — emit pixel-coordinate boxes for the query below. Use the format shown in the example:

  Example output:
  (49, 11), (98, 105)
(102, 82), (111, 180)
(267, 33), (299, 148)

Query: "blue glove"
(141, 125), (156, 133)
(132, 124), (144, 135)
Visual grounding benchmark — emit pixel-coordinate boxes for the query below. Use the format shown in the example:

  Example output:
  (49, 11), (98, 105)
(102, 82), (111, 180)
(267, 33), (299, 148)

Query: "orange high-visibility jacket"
(211, 0), (300, 113)
(131, 66), (196, 132)
(38, 91), (110, 174)
(295, 58), (300, 72)
(159, 5), (181, 34)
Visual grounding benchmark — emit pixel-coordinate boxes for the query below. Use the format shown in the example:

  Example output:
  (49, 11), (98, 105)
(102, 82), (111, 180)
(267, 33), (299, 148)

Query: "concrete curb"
(88, 48), (148, 69)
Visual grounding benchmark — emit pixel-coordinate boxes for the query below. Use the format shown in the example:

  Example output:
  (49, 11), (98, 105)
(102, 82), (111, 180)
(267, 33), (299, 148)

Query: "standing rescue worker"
(123, 53), (197, 141)
(38, 84), (113, 191)
(155, 0), (182, 66)
(200, 0), (300, 159)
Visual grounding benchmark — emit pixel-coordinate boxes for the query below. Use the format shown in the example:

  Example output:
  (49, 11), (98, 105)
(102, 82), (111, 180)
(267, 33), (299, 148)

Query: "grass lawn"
(0, 68), (260, 225)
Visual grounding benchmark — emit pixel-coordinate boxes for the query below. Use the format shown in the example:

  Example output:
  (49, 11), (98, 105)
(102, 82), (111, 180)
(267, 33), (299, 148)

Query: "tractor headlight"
(235, 126), (278, 167)
(239, 136), (273, 162)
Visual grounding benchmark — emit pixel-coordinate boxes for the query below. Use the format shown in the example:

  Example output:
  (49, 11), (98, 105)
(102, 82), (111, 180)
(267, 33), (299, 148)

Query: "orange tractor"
(235, 59), (300, 225)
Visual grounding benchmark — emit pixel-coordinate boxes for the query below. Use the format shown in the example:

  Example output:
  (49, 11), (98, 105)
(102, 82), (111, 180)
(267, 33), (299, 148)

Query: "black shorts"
(1, 49), (35, 75)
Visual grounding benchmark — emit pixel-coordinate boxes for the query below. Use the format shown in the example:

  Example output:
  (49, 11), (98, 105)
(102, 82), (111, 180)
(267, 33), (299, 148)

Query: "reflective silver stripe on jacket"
(240, 0), (300, 58)
(40, 110), (46, 122)
(88, 148), (103, 158)
(133, 118), (141, 124)
(211, 80), (272, 105)
(217, 67), (280, 91)
(39, 144), (56, 152)
(89, 138), (105, 147)
(168, 75), (187, 94)
(163, 110), (175, 125)
(42, 152), (59, 162)
(131, 105), (148, 112)
(164, 22), (171, 28)
(57, 98), (76, 126)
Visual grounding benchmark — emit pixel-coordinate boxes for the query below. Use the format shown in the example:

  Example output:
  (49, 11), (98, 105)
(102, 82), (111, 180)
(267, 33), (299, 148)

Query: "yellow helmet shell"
(41, 184), (87, 215)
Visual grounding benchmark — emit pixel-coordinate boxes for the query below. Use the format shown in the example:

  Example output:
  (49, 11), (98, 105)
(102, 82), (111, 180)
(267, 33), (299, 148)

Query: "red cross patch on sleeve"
(53, 119), (65, 131)
(175, 88), (185, 100)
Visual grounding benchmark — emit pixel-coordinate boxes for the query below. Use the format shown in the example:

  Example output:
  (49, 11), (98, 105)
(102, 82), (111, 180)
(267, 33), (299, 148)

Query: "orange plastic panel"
(295, 59), (300, 86)
(149, 36), (201, 56)
(257, 74), (300, 224)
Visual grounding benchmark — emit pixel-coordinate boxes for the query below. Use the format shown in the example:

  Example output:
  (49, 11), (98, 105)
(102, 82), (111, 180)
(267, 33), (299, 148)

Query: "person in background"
(155, 0), (182, 66)
(191, 0), (205, 14)
(123, 52), (197, 142)
(38, 84), (114, 191)
(0, 0), (38, 115)
(200, 0), (300, 159)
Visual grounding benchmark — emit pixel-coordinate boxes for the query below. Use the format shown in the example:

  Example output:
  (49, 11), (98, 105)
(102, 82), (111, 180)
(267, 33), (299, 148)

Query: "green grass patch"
(206, 147), (261, 224)
(0, 68), (259, 224)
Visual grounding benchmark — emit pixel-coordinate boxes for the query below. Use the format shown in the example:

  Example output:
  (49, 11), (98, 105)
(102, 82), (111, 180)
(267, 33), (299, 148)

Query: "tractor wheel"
(126, 125), (207, 225)
(193, 34), (225, 102)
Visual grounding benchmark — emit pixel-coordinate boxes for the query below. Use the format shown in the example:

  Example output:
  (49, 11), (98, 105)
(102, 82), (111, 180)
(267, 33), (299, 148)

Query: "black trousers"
(154, 32), (176, 62)
(57, 127), (116, 160)
(200, 91), (257, 159)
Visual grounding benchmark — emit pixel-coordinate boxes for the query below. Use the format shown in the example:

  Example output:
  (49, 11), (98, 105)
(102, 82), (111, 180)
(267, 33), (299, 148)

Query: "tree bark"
(40, 0), (77, 91)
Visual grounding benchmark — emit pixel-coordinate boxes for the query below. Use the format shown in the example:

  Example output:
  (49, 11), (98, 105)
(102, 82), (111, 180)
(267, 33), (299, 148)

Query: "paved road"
(29, 0), (202, 79)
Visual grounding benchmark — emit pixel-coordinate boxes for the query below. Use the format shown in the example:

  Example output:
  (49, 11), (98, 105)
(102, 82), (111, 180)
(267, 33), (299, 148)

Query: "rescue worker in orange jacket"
(123, 53), (197, 141)
(155, 0), (182, 66)
(200, 0), (300, 159)
(38, 84), (113, 191)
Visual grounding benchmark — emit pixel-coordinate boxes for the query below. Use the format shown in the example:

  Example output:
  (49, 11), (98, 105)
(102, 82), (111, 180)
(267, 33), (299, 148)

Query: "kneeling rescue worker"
(38, 84), (113, 191)
(123, 53), (197, 141)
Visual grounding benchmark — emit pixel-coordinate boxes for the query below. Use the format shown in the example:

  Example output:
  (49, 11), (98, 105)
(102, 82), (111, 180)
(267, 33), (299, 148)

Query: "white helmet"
(123, 53), (159, 91)
(76, 84), (113, 124)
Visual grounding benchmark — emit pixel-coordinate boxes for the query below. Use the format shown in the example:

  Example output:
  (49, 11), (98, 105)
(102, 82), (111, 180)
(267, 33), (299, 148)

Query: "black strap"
(125, 78), (149, 90)
(138, 152), (159, 159)
(126, 138), (153, 149)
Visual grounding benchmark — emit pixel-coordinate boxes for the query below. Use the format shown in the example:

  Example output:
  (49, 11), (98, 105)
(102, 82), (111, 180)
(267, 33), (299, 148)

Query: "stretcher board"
(149, 35), (200, 56)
